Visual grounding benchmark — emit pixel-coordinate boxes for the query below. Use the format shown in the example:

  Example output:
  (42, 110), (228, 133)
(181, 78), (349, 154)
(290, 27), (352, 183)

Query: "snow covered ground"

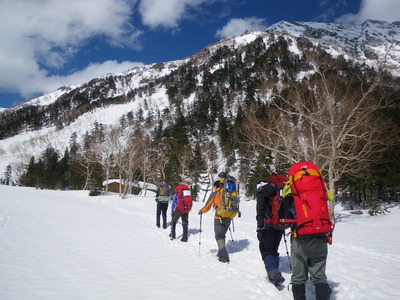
(0, 185), (399, 300)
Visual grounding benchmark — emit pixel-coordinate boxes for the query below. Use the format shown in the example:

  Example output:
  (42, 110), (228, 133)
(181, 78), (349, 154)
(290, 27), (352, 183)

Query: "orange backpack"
(285, 162), (334, 238)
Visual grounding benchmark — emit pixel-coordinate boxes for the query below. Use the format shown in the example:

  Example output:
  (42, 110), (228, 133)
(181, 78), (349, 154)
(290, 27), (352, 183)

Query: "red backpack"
(175, 184), (192, 213)
(264, 174), (289, 230)
(286, 162), (333, 238)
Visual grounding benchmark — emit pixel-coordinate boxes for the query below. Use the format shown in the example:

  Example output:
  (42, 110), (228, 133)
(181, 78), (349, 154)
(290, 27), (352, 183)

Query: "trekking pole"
(283, 230), (292, 270)
(199, 214), (202, 255)
(228, 226), (234, 241)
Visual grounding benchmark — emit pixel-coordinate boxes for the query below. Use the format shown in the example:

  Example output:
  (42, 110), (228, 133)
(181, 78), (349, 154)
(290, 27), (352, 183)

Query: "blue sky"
(1, 0), (399, 108)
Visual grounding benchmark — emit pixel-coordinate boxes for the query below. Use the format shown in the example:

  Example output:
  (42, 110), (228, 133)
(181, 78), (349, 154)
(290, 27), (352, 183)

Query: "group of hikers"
(154, 161), (334, 300)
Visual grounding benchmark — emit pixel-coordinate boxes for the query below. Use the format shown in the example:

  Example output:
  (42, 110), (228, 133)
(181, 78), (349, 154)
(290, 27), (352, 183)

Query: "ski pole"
(283, 230), (292, 270)
(228, 226), (234, 241)
(199, 214), (202, 255)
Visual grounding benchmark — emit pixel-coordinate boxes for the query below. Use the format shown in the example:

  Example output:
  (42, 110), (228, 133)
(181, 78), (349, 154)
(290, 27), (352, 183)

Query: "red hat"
(267, 173), (287, 189)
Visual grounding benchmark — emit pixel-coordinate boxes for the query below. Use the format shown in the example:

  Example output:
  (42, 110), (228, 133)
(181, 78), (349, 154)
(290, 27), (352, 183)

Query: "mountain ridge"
(4, 19), (400, 112)
(1, 19), (399, 191)
(265, 19), (400, 71)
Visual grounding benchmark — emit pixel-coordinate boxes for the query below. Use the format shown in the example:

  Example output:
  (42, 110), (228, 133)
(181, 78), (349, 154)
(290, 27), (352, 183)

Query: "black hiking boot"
(170, 223), (176, 240)
(181, 224), (188, 242)
(315, 283), (332, 300)
(216, 247), (230, 263)
(217, 256), (230, 263)
(292, 284), (306, 300)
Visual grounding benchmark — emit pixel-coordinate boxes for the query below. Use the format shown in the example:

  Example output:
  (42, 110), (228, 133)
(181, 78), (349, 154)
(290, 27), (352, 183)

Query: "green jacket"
(282, 181), (334, 200)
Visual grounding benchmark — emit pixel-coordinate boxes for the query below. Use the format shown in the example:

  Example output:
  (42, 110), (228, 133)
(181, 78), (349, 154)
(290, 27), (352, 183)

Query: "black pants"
(172, 211), (189, 225)
(257, 228), (284, 259)
(171, 211), (189, 240)
(156, 202), (168, 228)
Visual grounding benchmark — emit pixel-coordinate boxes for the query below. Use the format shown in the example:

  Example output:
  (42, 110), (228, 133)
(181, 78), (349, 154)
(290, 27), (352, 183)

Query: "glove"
(256, 224), (270, 232)
(155, 197), (159, 202)
(198, 210), (203, 215)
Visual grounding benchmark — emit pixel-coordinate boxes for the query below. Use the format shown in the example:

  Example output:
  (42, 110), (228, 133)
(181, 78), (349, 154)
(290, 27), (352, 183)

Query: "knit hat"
(256, 181), (268, 189)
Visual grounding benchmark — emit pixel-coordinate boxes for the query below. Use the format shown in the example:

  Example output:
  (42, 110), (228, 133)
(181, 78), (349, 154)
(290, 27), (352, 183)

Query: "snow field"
(0, 185), (399, 299)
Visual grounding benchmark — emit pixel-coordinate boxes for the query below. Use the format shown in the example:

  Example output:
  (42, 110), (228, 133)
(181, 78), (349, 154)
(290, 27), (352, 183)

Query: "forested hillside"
(1, 21), (399, 209)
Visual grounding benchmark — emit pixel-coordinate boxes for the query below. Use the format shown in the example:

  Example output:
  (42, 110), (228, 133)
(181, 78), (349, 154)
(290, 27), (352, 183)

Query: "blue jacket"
(170, 194), (177, 213)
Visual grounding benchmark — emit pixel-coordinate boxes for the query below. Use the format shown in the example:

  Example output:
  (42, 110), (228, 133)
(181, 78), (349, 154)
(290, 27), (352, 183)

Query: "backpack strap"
(290, 168), (320, 183)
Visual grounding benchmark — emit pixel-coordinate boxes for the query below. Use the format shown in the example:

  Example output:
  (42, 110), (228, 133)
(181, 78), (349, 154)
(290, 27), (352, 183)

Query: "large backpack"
(158, 182), (171, 203)
(286, 161), (333, 238)
(175, 184), (192, 213)
(215, 173), (240, 219)
(264, 174), (289, 230)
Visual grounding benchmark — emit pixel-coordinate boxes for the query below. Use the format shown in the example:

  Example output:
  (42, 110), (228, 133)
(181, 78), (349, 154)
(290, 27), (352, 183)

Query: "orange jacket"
(199, 188), (224, 219)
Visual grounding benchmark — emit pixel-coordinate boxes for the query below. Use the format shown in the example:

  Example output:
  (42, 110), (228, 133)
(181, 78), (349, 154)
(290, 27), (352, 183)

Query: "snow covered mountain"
(265, 19), (400, 73)
(6, 19), (400, 112)
(0, 19), (399, 187)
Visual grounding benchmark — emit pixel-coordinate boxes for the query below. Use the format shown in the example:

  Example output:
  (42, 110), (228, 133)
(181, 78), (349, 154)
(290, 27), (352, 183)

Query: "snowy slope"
(266, 20), (400, 73)
(0, 185), (399, 300)
(1, 19), (400, 183)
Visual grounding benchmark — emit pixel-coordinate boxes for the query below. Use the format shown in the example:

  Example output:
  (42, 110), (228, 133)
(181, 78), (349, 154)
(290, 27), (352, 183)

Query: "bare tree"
(121, 138), (141, 199)
(92, 125), (118, 195)
(110, 127), (142, 199)
(135, 134), (158, 196)
(177, 145), (193, 184)
(244, 62), (399, 216)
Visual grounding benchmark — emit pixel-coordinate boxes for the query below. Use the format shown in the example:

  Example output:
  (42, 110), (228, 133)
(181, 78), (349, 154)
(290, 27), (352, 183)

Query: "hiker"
(198, 180), (231, 263)
(170, 184), (192, 242)
(283, 162), (334, 300)
(155, 182), (170, 229)
(256, 173), (288, 286)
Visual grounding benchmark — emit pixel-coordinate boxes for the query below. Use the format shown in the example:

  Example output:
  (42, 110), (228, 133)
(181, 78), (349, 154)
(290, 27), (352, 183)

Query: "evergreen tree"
(20, 156), (37, 187)
(245, 152), (274, 198)
(42, 146), (60, 189)
(69, 132), (79, 154)
(58, 148), (71, 189)
(189, 142), (207, 201)
(4, 164), (12, 185)
(218, 115), (231, 157)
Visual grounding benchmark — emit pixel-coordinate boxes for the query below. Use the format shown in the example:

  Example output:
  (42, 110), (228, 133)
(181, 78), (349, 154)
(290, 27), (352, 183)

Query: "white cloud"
(336, 0), (400, 24)
(139, 0), (210, 28)
(215, 17), (268, 39)
(0, 0), (142, 99)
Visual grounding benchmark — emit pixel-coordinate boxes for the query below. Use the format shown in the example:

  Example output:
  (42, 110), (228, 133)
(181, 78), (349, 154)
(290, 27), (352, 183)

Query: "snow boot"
(292, 284), (306, 300)
(263, 255), (284, 285)
(315, 283), (332, 300)
(162, 215), (167, 229)
(170, 223), (176, 240)
(181, 224), (188, 242)
(216, 239), (230, 263)
(267, 268), (285, 285)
